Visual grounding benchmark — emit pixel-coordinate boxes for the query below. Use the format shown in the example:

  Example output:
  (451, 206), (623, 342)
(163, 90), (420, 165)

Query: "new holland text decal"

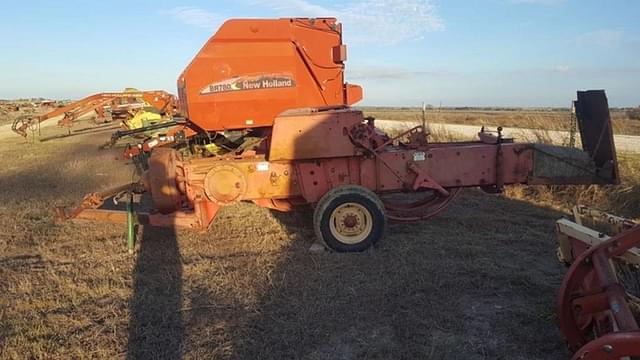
(200, 74), (295, 95)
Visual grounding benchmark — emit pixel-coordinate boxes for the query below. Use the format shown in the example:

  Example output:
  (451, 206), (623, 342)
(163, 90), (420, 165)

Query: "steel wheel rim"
(329, 202), (373, 244)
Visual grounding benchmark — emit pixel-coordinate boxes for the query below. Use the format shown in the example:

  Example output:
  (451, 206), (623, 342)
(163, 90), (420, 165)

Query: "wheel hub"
(329, 203), (372, 244)
(343, 214), (359, 228)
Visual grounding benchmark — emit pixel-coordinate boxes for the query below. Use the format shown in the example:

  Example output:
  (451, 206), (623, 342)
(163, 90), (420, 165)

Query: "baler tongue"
(528, 90), (619, 186)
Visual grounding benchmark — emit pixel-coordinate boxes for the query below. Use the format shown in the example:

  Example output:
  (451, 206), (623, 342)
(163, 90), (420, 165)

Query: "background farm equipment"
(11, 89), (176, 138)
(556, 206), (640, 359)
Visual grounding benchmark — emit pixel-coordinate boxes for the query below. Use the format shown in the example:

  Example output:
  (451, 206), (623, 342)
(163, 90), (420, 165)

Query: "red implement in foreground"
(57, 18), (619, 253)
(556, 206), (640, 359)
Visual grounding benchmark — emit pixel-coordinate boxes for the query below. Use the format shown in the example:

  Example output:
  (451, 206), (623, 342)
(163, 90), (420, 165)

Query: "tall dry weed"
(506, 154), (640, 220)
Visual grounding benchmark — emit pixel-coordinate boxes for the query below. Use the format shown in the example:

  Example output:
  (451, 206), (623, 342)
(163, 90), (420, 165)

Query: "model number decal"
(200, 74), (296, 95)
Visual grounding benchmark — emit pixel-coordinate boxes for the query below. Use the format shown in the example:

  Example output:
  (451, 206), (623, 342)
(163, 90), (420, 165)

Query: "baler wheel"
(381, 188), (461, 222)
(314, 186), (386, 252)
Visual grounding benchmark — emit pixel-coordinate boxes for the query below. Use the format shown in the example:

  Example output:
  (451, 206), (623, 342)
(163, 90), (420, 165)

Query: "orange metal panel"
(184, 157), (302, 202)
(296, 162), (331, 203)
(345, 84), (363, 105)
(269, 108), (361, 161)
(179, 18), (362, 131)
(375, 144), (532, 189)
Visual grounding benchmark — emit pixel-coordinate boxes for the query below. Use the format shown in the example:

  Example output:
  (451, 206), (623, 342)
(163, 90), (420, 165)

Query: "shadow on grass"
(126, 226), (184, 359)
(0, 131), (578, 359)
(223, 191), (571, 360)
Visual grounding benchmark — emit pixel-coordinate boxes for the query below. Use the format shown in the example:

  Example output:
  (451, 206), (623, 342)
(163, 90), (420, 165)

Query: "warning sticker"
(413, 152), (426, 161)
(257, 162), (269, 171)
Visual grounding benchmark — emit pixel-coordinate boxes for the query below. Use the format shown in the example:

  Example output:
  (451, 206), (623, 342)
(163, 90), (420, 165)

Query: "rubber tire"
(313, 185), (387, 252)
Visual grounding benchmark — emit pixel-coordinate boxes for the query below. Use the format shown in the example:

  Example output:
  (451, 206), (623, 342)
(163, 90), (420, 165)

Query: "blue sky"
(1, 0), (638, 106)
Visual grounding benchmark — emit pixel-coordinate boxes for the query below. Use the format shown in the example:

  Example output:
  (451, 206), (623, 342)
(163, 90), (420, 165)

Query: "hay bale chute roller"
(50, 17), (636, 358)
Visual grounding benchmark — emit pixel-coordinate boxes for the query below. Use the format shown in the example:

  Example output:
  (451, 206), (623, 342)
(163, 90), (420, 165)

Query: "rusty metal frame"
(12, 90), (176, 138)
(556, 210), (640, 359)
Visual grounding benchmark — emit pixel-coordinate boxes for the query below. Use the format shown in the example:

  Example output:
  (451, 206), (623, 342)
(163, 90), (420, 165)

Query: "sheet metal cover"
(575, 90), (619, 183)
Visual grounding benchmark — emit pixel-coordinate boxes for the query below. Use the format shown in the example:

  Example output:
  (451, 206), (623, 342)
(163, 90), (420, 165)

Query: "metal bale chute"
(530, 91), (619, 186)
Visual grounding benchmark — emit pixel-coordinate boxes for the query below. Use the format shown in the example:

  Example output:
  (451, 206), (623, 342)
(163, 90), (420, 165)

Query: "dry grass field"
(0, 116), (638, 359)
(361, 107), (640, 136)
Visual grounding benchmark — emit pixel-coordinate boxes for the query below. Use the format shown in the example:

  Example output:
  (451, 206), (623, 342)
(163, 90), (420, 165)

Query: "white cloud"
(252, 0), (444, 45)
(553, 64), (570, 72)
(162, 1), (443, 45)
(161, 6), (224, 30)
(256, 0), (330, 16)
(576, 29), (624, 48)
(347, 65), (456, 80)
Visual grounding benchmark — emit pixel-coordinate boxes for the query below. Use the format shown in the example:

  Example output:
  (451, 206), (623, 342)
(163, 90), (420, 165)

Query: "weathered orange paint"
(269, 108), (362, 161)
(178, 18), (362, 132)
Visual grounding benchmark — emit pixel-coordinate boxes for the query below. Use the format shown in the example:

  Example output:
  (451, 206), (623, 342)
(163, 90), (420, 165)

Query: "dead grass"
(362, 108), (640, 136)
(506, 153), (640, 220)
(0, 118), (591, 359)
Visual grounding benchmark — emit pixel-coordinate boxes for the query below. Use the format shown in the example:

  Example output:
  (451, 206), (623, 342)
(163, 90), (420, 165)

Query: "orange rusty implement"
(12, 90), (176, 138)
(57, 18), (619, 254)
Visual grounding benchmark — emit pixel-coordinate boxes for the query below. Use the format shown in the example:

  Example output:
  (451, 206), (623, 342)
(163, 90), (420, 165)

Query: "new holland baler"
(57, 18), (619, 253)
(52, 17), (637, 359)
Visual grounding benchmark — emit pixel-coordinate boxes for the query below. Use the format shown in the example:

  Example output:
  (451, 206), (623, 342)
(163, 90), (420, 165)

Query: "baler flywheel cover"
(204, 164), (248, 205)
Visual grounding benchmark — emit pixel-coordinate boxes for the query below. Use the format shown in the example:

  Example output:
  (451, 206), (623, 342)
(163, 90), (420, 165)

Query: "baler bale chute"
(55, 17), (620, 254)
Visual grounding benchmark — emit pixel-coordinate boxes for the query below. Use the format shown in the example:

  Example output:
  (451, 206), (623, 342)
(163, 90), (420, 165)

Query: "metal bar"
(373, 125), (424, 152)
(115, 119), (186, 138)
(107, 120), (187, 148)
(73, 208), (150, 224)
(126, 193), (136, 254)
